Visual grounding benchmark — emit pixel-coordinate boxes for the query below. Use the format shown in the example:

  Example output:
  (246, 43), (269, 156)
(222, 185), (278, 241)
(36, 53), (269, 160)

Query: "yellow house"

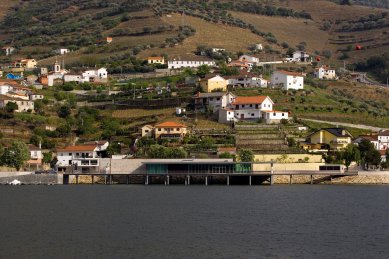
(306, 128), (353, 150)
(141, 125), (154, 138)
(148, 56), (165, 65)
(200, 75), (227, 93)
(154, 121), (187, 140)
(14, 59), (37, 69)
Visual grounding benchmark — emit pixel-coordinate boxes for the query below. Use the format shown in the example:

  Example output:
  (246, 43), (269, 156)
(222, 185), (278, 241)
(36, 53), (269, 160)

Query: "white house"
(353, 135), (380, 150)
(219, 95), (288, 124)
(292, 51), (311, 62)
(255, 44), (263, 51)
(238, 55), (259, 64)
(2, 46), (15, 56)
(218, 108), (236, 124)
(55, 48), (70, 55)
(271, 70), (304, 90)
(314, 65), (337, 80)
(29, 94), (44, 101)
(82, 68), (108, 83)
(378, 130), (389, 150)
(168, 58), (215, 69)
(0, 84), (14, 95)
(193, 92), (236, 111)
(0, 95), (34, 112)
(226, 73), (268, 88)
(27, 144), (43, 168)
(56, 142), (109, 173)
(64, 74), (83, 84)
(212, 48), (225, 53)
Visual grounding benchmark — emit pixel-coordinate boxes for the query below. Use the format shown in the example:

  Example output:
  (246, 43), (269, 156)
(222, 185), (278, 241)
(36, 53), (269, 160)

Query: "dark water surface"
(0, 185), (388, 258)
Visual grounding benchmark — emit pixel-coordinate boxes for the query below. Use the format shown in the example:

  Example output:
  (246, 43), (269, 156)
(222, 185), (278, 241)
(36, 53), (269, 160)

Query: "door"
(240, 114), (244, 119)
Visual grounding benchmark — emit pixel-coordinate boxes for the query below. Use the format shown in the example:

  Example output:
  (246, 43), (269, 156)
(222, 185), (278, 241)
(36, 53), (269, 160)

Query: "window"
(273, 113), (276, 116)
(251, 114), (254, 116)
(158, 128), (162, 131)
(76, 153), (79, 156)
(176, 128), (180, 131)
(282, 113), (284, 116)
(216, 98), (220, 101)
(250, 104), (253, 107)
(145, 130), (149, 133)
(69, 153), (71, 156)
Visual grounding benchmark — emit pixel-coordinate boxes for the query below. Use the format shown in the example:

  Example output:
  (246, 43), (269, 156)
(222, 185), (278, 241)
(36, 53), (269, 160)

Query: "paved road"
(301, 118), (389, 131)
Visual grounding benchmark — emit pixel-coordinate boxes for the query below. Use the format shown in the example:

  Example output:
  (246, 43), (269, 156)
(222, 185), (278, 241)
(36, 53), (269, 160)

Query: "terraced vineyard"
(235, 124), (304, 154)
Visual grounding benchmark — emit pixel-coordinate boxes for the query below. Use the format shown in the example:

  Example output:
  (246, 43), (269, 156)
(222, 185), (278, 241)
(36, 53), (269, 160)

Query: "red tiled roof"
(57, 145), (97, 152)
(28, 144), (41, 151)
(148, 56), (164, 60)
(276, 70), (303, 77)
(358, 135), (378, 141)
(155, 122), (186, 128)
(379, 130), (389, 136)
(232, 96), (270, 105)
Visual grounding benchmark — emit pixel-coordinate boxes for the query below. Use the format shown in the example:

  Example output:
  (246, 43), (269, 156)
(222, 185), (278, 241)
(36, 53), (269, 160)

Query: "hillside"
(0, 0), (388, 80)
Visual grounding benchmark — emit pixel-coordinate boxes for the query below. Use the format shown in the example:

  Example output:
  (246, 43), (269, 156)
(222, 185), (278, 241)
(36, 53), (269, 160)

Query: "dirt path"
(301, 118), (389, 132)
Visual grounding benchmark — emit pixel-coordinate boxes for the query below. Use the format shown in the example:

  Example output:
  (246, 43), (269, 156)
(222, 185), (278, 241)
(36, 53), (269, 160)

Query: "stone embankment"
(273, 172), (389, 185)
(0, 173), (61, 185)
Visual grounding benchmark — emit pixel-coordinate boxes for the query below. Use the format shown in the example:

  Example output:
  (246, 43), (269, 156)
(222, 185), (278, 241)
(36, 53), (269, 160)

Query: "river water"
(0, 185), (388, 258)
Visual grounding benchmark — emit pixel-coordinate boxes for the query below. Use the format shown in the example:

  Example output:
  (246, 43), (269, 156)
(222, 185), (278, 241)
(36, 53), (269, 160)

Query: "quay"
(63, 171), (358, 185)
(62, 159), (357, 185)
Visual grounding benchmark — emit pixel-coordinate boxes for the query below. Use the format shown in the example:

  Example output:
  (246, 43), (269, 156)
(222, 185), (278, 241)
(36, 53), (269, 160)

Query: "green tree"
(238, 149), (254, 162)
(57, 105), (71, 118)
(5, 102), (18, 113)
(106, 142), (122, 156)
(147, 145), (187, 158)
(342, 144), (361, 170)
(358, 139), (381, 169)
(196, 65), (210, 78)
(1, 141), (30, 171)
(42, 152), (53, 164)
(101, 118), (121, 140)
(30, 135), (42, 147)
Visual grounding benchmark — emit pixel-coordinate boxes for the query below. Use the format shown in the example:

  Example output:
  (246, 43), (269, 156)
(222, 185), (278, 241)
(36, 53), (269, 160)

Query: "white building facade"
(193, 92), (236, 111)
(378, 131), (389, 150)
(168, 59), (215, 69)
(271, 70), (304, 90)
(314, 66), (337, 80)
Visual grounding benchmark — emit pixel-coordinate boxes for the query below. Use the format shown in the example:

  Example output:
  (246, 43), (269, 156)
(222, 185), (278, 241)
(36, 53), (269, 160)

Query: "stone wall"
(254, 154), (323, 163)
(0, 174), (60, 184)
(253, 163), (325, 172)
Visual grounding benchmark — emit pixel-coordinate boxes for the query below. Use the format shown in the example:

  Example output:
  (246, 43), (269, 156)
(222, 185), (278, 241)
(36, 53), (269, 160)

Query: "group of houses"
(300, 128), (389, 162)
(198, 70), (304, 92)
(193, 92), (288, 124)
(0, 80), (43, 112)
(39, 60), (108, 87)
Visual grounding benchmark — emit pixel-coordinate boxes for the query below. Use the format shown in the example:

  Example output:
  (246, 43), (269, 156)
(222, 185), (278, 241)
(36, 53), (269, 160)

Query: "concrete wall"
(0, 171), (34, 177)
(254, 154), (323, 163)
(253, 163), (324, 172)
(0, 174), (60, 184)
